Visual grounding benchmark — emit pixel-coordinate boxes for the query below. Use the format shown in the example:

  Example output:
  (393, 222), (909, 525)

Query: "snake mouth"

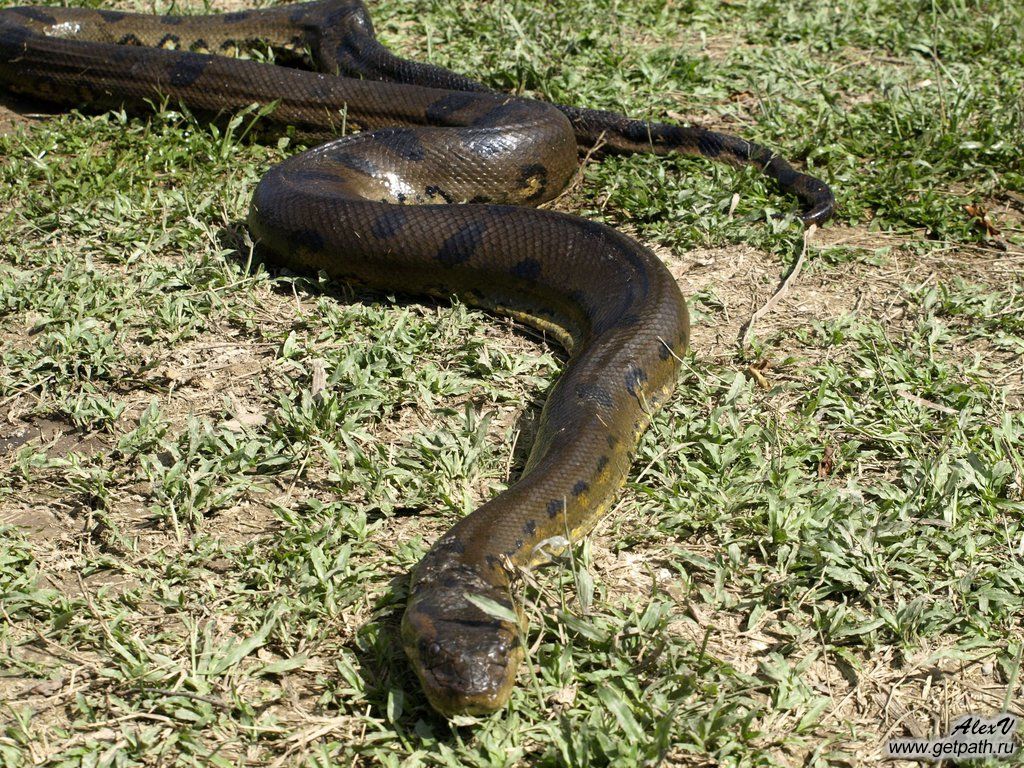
(415, 637), (521, 717)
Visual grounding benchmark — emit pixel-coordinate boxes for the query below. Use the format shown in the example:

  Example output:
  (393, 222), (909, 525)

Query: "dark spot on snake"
(436, 221), (487, 267)
(223, 11), (251, 23)
(597, 455), (609, 472)
(291, 228), (324, 253)
(617, 313), (640, 328)
(159, 14), (183, 25)
(607, 434), (618, 448)
(572, 480), (589, 497)
(101, 10), (127, 22)
(523, 520), (537, 536)
(0, 25), (31, 60)
(377, 127), (425, 161)
(424, 92), (477, 124)
(519, 163), (546, 181)
(518, 163), (548, 201)
(512, 258), (541, 281)
(659, 343), (672, 360)
(370, 208), (408, 239)
(546, 499), (565, 519)
(513, 538), (524, 552)
(118, 33), (144, 46)
(13, 7), (56, 24)
(576, 382), (613, 408)
(477, 100), (534, 129)
(625, 366), (648, 396)
(468, 195), (491, 204)
(425, 185), (453, 204)
(158, 34), (181, 49)
(168, 53), (208, 87)
(189, 39), (210, 52)
(485, 554), (498, 568)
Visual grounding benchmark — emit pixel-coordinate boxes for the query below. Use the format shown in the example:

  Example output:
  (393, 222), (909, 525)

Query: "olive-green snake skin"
(0, 0), (834, 717)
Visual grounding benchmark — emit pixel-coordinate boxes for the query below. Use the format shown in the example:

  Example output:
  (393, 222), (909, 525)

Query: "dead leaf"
(746, 358), (771, 388)
(896, 389), (957, 414)
(25, 677), (66, 697)
(311, 358), (328, 399)
(548, 684), (577, 710)
(964, 203), (999, 235)
(818, 444), (835, 479)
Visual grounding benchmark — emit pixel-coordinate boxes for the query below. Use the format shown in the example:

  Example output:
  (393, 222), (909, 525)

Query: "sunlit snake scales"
(0, 0), (834, 717)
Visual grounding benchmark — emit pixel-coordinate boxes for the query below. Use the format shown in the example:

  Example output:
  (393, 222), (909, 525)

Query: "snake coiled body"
(0, 0), (833, 716)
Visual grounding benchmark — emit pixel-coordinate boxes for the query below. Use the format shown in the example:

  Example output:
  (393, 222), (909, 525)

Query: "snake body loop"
(0, 0), (832, 716)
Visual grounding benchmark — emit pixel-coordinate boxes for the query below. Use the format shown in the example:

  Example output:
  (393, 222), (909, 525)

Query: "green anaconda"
(0, 0), (834, 717)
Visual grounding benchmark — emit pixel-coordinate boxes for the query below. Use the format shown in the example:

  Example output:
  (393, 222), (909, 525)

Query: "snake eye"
(428, 641), (442, 658)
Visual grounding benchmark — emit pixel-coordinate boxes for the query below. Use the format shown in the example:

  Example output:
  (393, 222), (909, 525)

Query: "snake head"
(401, 562), (524, 717)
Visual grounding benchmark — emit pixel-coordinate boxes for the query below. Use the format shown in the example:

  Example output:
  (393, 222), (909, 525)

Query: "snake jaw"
(401, 562), (523, 717)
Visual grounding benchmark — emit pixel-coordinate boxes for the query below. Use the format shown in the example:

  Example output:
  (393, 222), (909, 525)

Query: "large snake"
(0, 0), (834, 716)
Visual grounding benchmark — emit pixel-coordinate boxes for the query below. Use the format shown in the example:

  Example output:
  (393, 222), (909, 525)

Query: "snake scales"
(0, 0), (834, 716)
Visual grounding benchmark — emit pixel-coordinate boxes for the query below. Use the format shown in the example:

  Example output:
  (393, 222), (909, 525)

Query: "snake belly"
(0, 0), (832, 717)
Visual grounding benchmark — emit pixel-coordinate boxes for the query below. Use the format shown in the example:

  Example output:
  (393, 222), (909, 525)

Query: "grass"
(1, 0), (1023, 764)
